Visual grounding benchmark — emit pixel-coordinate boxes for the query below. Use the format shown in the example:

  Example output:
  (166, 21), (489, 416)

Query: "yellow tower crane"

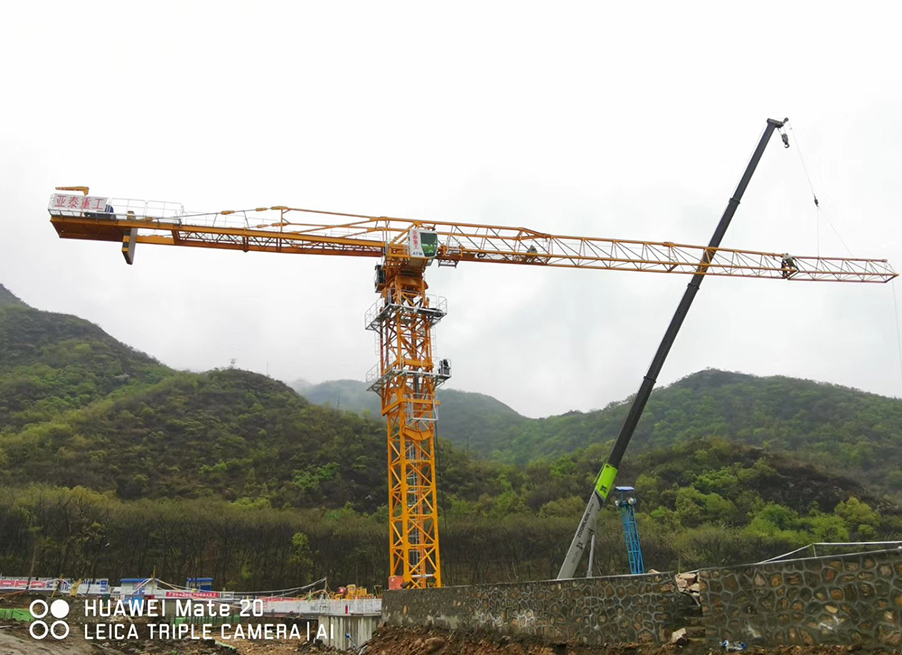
(46, 122), (897, 589)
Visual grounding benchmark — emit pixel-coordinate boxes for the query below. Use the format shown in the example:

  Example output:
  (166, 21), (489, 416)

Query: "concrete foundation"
(318, 613), (381, 651)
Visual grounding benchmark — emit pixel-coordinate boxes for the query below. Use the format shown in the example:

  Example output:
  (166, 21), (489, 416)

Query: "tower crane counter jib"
(46, 121), (897, 589)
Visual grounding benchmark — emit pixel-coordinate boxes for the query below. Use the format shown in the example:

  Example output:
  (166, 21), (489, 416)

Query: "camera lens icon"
(29, 599), (70, 640)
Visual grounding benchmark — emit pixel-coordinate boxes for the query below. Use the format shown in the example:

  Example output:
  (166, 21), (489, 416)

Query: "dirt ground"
(2, 617), (900, 655)
(361, 626), (901, 655)
(0, 618), (237, 655)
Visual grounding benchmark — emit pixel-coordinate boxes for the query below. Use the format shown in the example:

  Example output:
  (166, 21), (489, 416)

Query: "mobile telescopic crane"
(47, 119), (896, 589)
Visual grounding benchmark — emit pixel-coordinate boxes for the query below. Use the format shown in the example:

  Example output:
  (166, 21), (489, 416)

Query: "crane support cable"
(892, 281), (902, 389)
(787, 121), (823, 258)
(788, 121), (858, 259)
(48, 209), (896, 283)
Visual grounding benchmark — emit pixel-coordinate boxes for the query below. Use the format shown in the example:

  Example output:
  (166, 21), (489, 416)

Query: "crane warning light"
(408, 229), (439, 259)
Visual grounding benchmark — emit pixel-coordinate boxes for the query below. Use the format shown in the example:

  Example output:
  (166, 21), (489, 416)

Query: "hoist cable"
(892, 281), (902, 390)
(787, 121), (855, 258)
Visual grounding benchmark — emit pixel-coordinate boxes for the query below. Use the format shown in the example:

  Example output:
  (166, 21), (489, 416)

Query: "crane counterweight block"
(121, 227), (137, 265)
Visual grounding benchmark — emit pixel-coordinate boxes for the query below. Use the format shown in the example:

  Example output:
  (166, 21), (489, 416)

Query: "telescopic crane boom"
(558, 117), (795, 579)
(46, 120), (896, 590)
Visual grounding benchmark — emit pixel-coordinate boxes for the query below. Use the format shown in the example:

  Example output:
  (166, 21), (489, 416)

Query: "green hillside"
(292, 379), (527, 455)
(501, 370), (902, 492)
(294, 378), (382, 416)
(0, 286), (172, 430)
(0, 285), (25, 309)
(5, 284), (897, 510)
(434, 388), (527, 455)
(296, 369), (902, 495)
(0, 288), (506, 509)
(1, 437), (897, 587)
(0, 284), (900, 588)
(0, 368), (512, 512)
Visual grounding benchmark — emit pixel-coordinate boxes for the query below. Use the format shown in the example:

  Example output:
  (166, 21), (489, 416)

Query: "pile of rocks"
(674, 571), (701, 599)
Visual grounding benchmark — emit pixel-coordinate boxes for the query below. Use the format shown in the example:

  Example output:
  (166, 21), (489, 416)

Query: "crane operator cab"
(373, 264), (387, 291)
(87, 204), (116, 220)
(408, 229), (439, 262)
(437, 358), (451, 380)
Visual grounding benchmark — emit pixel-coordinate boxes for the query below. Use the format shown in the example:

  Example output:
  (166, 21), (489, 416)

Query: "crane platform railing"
(364, 295), (448, 331)
(48, 194), (188, 224)
(365, 363), (450, 394)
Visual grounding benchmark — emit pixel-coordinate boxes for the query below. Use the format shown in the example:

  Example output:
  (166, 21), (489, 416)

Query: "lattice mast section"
(614, 486), (646, 576)
(365, 249), (450, 588)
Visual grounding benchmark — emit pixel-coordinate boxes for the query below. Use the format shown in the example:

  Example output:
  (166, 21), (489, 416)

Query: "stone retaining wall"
(382, 573), (697, 645)
(698, 548), (902, 647)
(382, 550), (902, 648)
(384, 549), (902, 647)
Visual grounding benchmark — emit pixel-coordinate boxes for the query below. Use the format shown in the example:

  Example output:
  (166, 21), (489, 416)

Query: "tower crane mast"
(46, 121), (896, 589)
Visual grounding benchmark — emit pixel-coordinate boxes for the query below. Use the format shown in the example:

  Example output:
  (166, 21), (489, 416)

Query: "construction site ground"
(1, 621), (899, 655)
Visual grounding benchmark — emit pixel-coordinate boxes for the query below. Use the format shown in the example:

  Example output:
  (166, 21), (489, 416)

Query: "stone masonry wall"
(382, 573), (696, 645)
(698, 549), (902, 648)
(383, 550), (902, 648)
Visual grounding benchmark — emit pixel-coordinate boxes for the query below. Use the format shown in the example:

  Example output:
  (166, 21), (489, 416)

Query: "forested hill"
(8, 280), (895, 504)
(0, 288), (507, 509)
(0, 285), (25, 308)
(1, 369), (386, 506)
(499, 369), (902, 491)
(291, 378), (528, 454)
(294, 371), (902, 493)
(1, 284), (900, 587)
(0, 285), (172, 429)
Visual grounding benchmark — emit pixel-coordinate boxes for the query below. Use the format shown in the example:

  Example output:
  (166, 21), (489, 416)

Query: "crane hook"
(776, 122), (790, 148)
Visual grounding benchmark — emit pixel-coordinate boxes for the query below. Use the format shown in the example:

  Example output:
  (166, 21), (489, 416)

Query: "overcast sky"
(2, 2), (901, 418)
